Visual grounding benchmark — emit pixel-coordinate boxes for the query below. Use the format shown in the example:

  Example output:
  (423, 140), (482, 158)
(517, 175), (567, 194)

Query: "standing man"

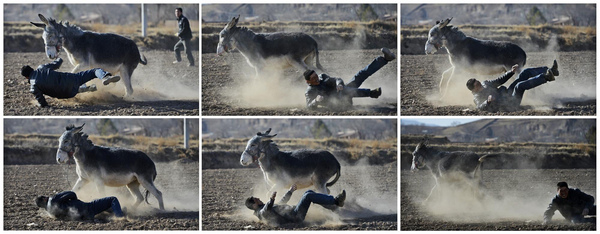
(35, 191), (125, 220)
(21, 58), (120, 107)
(173, 7), (195, 67)
(543, 181), (596, 224)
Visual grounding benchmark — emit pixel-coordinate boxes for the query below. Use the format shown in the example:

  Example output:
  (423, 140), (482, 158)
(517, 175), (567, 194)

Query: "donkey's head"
(411, 140), (429, 171)
(56, 123), (85, 164)
(31, 14), (65, 59)
(216, 15), (240, 56)
(425, 17), (453, 55)
(240, 128), (277, 166)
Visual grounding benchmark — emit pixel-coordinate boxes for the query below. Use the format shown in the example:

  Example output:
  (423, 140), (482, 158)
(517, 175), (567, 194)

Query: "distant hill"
(401, 119), (595, 143)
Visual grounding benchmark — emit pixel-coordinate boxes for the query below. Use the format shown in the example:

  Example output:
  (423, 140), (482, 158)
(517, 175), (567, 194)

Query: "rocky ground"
(401, 168), (596, 230)
(202, 49), (398, 116)
(202, 163), (397, 230)
(401, 51), (596, 116)
(3, 51), (199, 116)
(4, 162), (199, 230)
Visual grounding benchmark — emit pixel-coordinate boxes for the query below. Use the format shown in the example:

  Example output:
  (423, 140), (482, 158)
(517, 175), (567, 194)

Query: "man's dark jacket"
(177, 15), (193, 40)
(543, 188), (595, 222)
(29, 58), (81, 107)
(305, 74), (349, 110)
(46, 191), (88, 220)
(253, 189), (297, 225)
(472, 70), (516, 112)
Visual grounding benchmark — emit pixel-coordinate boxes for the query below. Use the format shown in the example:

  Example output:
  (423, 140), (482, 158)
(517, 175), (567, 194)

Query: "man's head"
(466, 78), (483, 93)
(557, 181), (569, 198)
(175, 8), (183, 18)
(304, 70), (319, 86)
(21, 65), (34, 78)
(245, 196), (264, 210)
(35, 195), (49, 209)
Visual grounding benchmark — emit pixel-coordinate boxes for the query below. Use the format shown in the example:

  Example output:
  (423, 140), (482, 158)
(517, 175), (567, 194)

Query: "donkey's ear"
(264, 128), (272, 135)
(226, 15), (239, 29)
(73, 123), (85, 133)
(31, 22), (46, 28)
(439, 17), (452, 28)
(38, 14), (49, 25)
(260, 133), (277, 141)
(435, 20), (440, 25)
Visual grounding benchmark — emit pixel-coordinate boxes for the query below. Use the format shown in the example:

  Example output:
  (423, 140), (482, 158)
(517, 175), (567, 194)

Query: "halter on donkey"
(31, 14), (147, 96)
(240, 128), (341, 195)
(217, 15), (325, 78)
(425, 18), (527, 99)
(56, 123), (164, 210)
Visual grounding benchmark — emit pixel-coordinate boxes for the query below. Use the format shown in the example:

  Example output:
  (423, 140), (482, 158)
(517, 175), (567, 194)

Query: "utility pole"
(141, 4), (147, 37)
(184, 118), (189, 149)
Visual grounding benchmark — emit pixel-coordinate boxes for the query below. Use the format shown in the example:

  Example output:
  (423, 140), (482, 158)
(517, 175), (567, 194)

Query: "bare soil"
(400, 51), (596, 116)
(401, 169), (596, 230)
(202, 49), (398, 116)
(202, 163), (397, 230)
(4, 162), (199, 230)
(4, 51), (199, 116)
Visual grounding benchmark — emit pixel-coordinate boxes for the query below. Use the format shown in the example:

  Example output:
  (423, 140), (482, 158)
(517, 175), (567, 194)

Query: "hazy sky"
(402, 118), (481, 127)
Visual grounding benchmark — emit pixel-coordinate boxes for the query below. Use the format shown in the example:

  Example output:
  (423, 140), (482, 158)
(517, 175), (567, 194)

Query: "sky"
(402, 118), (481, 127)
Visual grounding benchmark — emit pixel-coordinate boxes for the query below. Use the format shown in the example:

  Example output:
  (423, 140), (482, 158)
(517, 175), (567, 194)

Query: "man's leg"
(174, 40), (184, 63)
(183, 39), (195, 66)
(86, 196), (125, 219)
(346, 56), (388, 88)
(293, 190), (337, 221)
(511, 72), (549, 105)
(507, 66), (548, 91)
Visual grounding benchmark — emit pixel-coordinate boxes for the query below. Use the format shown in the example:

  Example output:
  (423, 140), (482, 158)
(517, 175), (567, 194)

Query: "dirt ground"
(4, 161), (199, 230)
(202, 163), (397, 230)
(401, 51), (596, 116)
(3, 51), (199, 116)
(201, 49), (398, 116)
(401, 169), (596, 230)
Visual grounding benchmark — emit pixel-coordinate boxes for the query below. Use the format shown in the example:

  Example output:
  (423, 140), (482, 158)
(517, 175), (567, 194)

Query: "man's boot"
(381, 48), (396, 61)
(102, 74), (121, 85)
(334, 190), (346, 207)
(545, 69), (555, 82)
(78, 84), (97, 93)
(550, 59), (559, 76)
(370, 87), (382, 98)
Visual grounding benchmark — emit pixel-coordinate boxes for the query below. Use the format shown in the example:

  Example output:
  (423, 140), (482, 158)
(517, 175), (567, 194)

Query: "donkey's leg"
(72, 178), (89, 192)
(439, 66), (455, 98)
(126, 181), (145, 207)
(138, 178), (164, 210)
(286, 55), (311, 72)
(121, 66), (134, 96)
(94, 180), (106, 196)
(423, 183), (438, 204)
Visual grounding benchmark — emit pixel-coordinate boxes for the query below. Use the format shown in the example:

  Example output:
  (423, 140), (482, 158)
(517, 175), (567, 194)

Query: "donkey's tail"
(140, 54), (148, 65)
(315, 46), (325, 72)
(326, 167), (341, 187)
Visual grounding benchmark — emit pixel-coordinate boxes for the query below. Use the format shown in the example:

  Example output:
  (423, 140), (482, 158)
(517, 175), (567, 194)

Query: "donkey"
(217, 15), (325, 78)
(240, 128), (341, 195)
(425, 18), (527, 99)
(31, 14), (147, 96)
(56, 123), (164, 210)
(411, 141), (492, 203)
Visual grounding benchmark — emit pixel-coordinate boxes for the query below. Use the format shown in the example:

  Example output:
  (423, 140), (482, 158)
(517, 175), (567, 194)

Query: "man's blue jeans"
(507, 66), (548, 105)
(74, 68), (111, 86)
(293, 190), (336, 221)
(343, 56), (388, 97)
(86, 196), (124, 219)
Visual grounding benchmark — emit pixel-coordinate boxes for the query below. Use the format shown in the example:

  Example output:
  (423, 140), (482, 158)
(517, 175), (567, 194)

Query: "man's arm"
(50, 191), (77, 205)
(30, 85), (48, 107)
(305, 90), (320, 109)
(543, 199), (558, 224)
(278, 184), (297, 204)
(178, 18), (191, 38)
(37, 58), (63, 71)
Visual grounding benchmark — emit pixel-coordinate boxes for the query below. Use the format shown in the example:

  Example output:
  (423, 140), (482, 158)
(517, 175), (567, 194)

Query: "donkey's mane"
(442, 25), (466, 41)
(47, 17), (85, 37)
(76, 132), (95, 149)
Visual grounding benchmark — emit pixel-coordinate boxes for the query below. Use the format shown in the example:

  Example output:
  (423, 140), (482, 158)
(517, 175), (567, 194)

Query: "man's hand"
(582, 208), (590, 216)
(487, 95), (494, 103)
(289, 184), (297, 192)
(511, 64), (519, 73)
(336, 84), (344, 91)
(542, 220), (549, 225)
(270, 192), (277, 201)
(316, 95), (324, 102)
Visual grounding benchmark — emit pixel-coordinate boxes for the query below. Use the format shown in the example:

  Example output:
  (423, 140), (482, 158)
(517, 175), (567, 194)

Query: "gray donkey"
(411, 141), (492, 203)
(31, 14), (147, 96)
(240, 128), (340, 195)
(217, 15), (325, 78)
(56, 123), (164, 210)
(425, 18), (527, 99)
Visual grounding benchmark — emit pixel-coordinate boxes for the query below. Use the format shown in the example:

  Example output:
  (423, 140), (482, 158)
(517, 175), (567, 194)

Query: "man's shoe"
(381, 48), (396, 61)
(545, 69), (555, 82)
(102, 75), (121, 85)
(550, 59), (559, 76)
(188, 63), (195, 67)
(334, 190), (346, 207)
(370, 87), (382, 98)
(78, 84), (97, 93)
(173, 60), (181, 64)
